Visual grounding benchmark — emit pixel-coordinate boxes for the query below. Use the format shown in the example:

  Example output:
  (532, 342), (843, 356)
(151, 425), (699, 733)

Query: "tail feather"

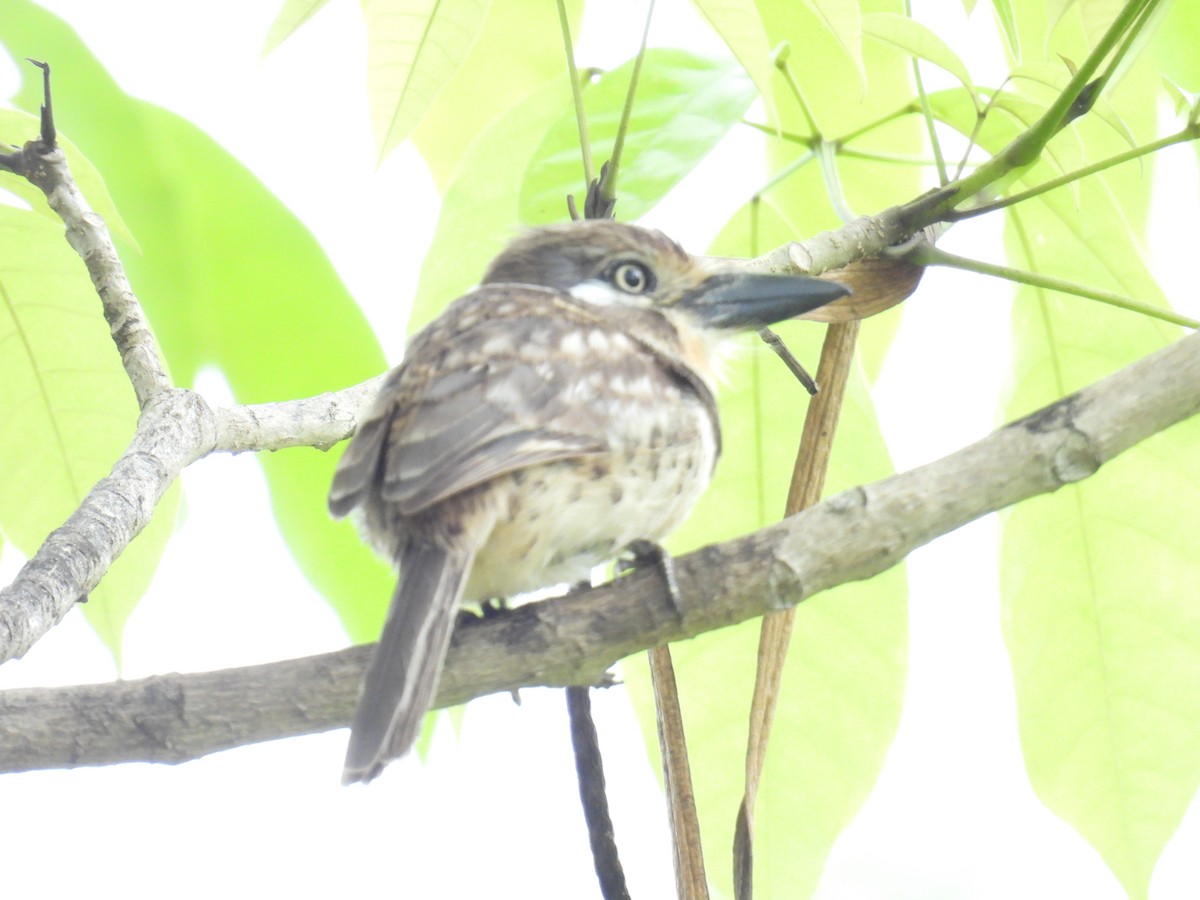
(343, 539), (474, 784)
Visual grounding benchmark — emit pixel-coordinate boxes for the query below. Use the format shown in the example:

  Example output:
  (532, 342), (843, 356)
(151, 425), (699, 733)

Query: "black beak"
(678, 272), (850, 330)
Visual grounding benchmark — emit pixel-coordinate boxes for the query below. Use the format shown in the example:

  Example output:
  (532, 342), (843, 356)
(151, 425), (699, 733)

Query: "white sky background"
(2, 1), (1199, 898)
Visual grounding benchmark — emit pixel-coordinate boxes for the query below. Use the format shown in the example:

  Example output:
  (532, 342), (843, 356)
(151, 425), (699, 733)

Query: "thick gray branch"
(0, 390), (212, 660)
(3, 327), (1197, 772)
(0, 383), (379, 663)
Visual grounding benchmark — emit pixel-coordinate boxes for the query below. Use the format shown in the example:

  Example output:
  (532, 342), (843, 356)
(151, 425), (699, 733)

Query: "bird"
(329, 219), (849, 784)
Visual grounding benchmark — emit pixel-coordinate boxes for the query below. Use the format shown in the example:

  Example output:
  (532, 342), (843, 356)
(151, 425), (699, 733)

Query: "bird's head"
(481, 220), (849, 334)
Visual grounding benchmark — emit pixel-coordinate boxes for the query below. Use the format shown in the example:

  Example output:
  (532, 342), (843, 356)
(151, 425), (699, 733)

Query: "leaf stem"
(775, 50), (822, 138)
(817, 141), (854, 222)
(556, 0), (593, 187)
(837, 103), (920, 145)
(752, 149), (816, 200)
(839, 146), (982, 167)
(915, 244), (1199, 329)
(948, 125), (1200, 220)
(905, 0), (948, 185)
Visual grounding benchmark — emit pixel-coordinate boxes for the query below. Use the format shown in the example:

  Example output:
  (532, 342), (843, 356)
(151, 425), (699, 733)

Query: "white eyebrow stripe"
(568, 279), (624, 306)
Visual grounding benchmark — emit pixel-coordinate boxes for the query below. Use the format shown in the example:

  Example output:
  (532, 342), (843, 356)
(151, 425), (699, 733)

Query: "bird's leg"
(479, 596), (509, 619)
(453, 596), (508, 630)
(619, 539), (684, 617)
(453, 607), (479, 628)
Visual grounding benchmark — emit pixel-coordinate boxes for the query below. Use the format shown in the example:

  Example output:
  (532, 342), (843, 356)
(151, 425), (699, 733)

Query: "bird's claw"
(619, 539), (684, 617)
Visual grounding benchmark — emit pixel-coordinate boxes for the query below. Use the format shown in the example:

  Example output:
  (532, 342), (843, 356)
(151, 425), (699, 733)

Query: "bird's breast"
(464, 345), (718, 602)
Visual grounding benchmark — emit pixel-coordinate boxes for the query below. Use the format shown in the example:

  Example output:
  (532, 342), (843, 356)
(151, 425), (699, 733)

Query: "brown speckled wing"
(330, 285), (613, 520)
(380, 352), (606, 515)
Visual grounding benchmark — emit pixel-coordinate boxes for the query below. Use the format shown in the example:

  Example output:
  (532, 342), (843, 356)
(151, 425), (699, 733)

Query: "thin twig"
(27, 58), (55, 146)
(734, 321), (860, 899)
(757, 328), (818, 395)
(650, 645), (708, 900)
(566, 686), (631, 900)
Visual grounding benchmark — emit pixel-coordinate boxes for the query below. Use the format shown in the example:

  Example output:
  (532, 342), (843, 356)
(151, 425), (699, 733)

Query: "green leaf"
(1154, 0), (1200, 92)
(795, 0), (866, 91)
(1160, 77), (1196, 119)
(412, 0), (583, 189)
(1042, 0), (1075, 53)
(690, 0), (780, 125)
(519, 49), (756, 224)
(862, 11), (976, 100)
(0, 0), (394, 643)
(412, 77), (568, 332)
(0, 206), (178, 662)
(262, 0), (332, 56)
(993, 0), (1021, 60)
(624, 198), (906, 900)
(365, 0), (491, 161)
(930, 58), (1196, 887)
(1001, 173), (1200, 898)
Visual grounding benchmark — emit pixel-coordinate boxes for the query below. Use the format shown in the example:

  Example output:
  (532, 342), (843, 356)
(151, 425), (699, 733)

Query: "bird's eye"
(610, 261), (654, 294)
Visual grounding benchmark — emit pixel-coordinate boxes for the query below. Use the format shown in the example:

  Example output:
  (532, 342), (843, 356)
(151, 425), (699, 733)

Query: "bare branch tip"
(24, 57), (56, 147)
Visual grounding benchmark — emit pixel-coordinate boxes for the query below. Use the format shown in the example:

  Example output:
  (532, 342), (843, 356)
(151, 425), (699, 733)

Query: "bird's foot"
(455, 597), (509, 630)
(479, 597), (509, 619)
(619, 539), (684, 617)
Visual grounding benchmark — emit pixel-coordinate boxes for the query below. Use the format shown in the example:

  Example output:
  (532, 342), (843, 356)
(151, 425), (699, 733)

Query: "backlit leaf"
(519, 49), (756, 223)
(365, 0), (491, 160)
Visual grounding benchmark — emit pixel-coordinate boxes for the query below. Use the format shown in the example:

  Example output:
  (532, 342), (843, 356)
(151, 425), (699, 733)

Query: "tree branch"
(0, 381), (380, 664)
(0, 390), (213, 660)
(4, 326), (1198, 772)
(2, 94), (170, 407)
(211, 378), (381, 454)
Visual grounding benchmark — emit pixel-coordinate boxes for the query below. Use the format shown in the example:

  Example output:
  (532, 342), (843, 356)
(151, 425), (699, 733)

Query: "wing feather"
(381, 352), (605, 514)
(328, 286), (610, 520)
